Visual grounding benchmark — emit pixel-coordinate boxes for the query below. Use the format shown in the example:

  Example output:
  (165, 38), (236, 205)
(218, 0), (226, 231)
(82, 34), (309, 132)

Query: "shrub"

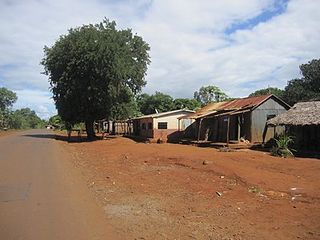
(271, 134), (295, 158)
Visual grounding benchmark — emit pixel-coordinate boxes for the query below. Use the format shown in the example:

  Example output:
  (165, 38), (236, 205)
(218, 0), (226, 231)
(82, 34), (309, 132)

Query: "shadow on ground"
(22, 134), (100, 143)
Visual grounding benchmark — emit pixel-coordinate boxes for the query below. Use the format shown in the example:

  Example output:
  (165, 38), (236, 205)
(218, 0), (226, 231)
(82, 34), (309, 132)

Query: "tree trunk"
(85, 120), (96, 140)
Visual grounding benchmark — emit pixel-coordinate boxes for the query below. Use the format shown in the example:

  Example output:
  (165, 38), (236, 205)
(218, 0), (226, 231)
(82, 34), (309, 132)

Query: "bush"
(271, 134), (295, 158)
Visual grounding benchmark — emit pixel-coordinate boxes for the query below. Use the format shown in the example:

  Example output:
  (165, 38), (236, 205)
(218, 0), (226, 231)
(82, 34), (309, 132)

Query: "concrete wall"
(153, 113), (192, 130)
(251, 98), (287, 143)
(133, 111), (193, 142)
(139, 117), (153, 138)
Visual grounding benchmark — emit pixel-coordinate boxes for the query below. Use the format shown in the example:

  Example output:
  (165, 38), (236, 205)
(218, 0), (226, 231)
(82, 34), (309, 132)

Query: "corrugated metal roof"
(182, 94), (289, 119)
(183, 102), (227, 119)
(132, 109), (195, 120)
(220, 95), (272, 110)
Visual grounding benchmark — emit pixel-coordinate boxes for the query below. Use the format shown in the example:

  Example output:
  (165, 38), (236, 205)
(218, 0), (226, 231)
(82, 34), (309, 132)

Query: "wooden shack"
(183, 95), (290, 144)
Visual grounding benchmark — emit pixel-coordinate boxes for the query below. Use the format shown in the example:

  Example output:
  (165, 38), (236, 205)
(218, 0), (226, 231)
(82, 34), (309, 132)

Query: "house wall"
(133, 111), (193, 142)
(289, 125), (320, 151)
(152, 113), (193, 142)
(228, 112), (251, 142)
(153, 113), (192, 130)
(195, 117), (228, 142)
(195, 118), (217, 141)
(251, 98), (287, 143)
(139, 117), (153, 138)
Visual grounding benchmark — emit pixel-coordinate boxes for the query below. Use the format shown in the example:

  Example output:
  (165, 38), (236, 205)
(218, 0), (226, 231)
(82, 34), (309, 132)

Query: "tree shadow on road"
(22, 134), (98, 143)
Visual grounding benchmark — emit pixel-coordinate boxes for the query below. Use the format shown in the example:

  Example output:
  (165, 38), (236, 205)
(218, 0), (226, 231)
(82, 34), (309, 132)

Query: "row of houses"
(102, 94), (319, 150)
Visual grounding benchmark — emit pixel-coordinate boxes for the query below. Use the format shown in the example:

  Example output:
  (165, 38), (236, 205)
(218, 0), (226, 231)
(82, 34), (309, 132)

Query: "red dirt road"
(0, 130), (120, 240)
(62, 134), (320, 240)
(1, 130), (319, 240)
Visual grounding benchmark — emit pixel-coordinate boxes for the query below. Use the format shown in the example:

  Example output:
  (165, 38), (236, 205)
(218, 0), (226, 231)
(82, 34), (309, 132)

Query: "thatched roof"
(267, 101), (320, 126)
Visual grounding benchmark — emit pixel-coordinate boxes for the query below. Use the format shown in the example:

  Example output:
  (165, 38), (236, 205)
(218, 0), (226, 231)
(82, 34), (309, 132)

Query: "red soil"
(59, 135), (320, 240)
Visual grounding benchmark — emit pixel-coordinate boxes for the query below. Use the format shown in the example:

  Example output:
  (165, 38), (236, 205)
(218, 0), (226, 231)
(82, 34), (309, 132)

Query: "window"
(141, 123), (146, 130)
(267, 114), (276, 120)
(158, 122), (168, 129)
(148, 122), (153, 129)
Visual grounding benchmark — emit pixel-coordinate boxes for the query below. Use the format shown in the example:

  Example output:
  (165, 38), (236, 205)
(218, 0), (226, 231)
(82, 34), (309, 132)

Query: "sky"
(0, 0), (320, 119)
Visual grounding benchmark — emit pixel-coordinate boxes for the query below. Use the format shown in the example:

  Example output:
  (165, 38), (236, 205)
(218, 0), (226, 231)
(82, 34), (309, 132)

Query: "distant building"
(46, 124), (55, 130)
(181, 94), (290, 144)
(267, 101), (320, 151)
(129, 109), (195, 142)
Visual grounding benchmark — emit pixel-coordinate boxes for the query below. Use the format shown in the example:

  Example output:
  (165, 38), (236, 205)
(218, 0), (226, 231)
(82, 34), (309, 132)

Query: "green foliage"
(300, 59), (320, 91)
(110, 91), (140, 120)
(0, 87), (17, 111)
(137, 92), (174, 115)
(271, 134), (295, 158)
(249, 87), (285, 99)
(172, 98), (201, 110)
(48, 114), (66, 129)
(283, 59), (320, 105)
(283, 79), (317, 106)
(8, 108), (45, 129)
(41, 19), (150, 138)
(194, 85), (228, 106)
(0, 87), (18, 129)
(136, 92), (201, 115)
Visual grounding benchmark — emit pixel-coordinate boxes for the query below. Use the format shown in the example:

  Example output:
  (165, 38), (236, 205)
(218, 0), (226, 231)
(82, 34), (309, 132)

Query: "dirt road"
(0, 130), (118, 240)
(64, 135), (320, 240)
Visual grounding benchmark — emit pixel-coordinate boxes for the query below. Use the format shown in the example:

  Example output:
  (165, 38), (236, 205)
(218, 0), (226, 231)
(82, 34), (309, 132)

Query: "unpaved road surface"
(0, 130), (119, 240)
(2, 130), (319, 240)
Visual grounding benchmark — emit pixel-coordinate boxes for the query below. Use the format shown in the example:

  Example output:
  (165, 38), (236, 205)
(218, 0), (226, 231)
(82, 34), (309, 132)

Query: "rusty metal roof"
(182, 94), (289, 119)
(220, 95), (272, 110)
(181, 101), (227, 119)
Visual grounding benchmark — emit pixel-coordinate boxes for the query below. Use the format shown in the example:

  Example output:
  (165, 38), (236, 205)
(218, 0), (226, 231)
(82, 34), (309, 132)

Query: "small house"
(129, 109), (195, 142)
(182, 95), (290, 144)
(267, 101), (320, 151)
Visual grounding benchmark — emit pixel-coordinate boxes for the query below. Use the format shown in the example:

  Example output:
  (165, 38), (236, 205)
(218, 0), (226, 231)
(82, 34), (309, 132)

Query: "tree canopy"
(248, 87), (285, 99)
(41, 19), (150, 138)
(9, 108), (45, 129)
(283, 59), (320, 105)
(136, 92), (201, 115)
(0, 87), (17, 112)
(137, 92), (174, 115)
(172, 98), (201, 111)
(194, 85), (228, 106)
(0, 87), (17, 129)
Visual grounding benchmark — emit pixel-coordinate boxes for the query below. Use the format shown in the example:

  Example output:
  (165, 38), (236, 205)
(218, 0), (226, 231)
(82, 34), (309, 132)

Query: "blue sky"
(0, 0), (319, 119)
(225, 0), (288, 34)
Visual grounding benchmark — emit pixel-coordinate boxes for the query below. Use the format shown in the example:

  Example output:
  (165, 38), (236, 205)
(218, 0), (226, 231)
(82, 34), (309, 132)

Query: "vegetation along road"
(0, 129), (120, 240)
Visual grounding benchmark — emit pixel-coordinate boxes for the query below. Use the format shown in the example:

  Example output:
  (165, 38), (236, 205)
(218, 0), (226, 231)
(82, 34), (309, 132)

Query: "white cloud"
(0, 0), (319, 117)
(13, 89), (56, 119)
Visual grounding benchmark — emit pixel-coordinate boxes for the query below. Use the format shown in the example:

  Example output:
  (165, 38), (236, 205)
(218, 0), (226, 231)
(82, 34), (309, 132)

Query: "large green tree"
(194, 85), (228, 106)
(172, 98), (201, 110)
(283, 59), (320, 105)
(300, 59), (320, 91)
(0, 87), (17, 128)
(41, 19), (150, 139)
(8, 108), (44, 129)
(137, 92), (174, 115)
(110, 90), (140, 120)
(249, 87), (285, 99)
(0, 87), (17, 112)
